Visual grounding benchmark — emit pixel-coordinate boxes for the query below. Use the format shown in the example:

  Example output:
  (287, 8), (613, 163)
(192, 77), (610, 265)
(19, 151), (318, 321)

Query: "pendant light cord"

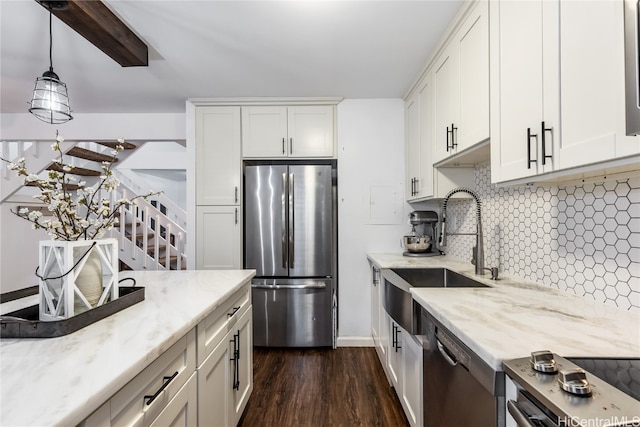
(48, 3), (53, 71)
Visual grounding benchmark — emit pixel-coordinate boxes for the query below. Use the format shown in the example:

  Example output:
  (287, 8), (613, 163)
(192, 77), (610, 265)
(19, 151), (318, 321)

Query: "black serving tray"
(0, 286), (144, 339)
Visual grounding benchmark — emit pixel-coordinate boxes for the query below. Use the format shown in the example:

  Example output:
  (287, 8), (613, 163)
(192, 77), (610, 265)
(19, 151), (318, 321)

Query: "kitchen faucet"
(439, 187), (485, 275)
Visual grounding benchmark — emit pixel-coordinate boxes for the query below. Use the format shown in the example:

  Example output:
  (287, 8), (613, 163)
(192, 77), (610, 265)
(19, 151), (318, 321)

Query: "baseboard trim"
(336, 336), (374, 347)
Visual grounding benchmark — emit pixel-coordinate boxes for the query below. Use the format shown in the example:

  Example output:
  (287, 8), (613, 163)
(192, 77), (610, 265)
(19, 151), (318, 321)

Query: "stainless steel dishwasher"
(419, 308), (505, 427)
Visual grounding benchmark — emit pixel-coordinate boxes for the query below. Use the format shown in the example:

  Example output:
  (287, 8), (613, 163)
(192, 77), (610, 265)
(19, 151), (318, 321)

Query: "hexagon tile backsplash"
(444, 164), (639, 311)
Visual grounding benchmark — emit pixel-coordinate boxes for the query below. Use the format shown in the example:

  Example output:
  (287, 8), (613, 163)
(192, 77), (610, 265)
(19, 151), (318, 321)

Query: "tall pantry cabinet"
(194, 106), (243, 269)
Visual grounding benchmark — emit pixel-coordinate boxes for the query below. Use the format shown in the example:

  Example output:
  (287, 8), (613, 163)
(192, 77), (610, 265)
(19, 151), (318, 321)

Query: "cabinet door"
(556, 0), (639, 168)
(377, 292), (389, 368)
(196, 206), (242, 269)
(432, 46), (458, 164)
(287, 106), (335, 157)
(370, 266), (381, 343)
(150, 373), (197, 427)
(198, 330), (233, 427)
(401, 332), (423, 427)
(405, 91), (422, 201)
(456, 0), (489, 151)
(418, 75), (435, 198)
(241, 106), (288, 158)
(387, 318), (402, 389)
(490, 0), (544, 182)
(196, 107), (241, 205)
(231, 308), (253, 425)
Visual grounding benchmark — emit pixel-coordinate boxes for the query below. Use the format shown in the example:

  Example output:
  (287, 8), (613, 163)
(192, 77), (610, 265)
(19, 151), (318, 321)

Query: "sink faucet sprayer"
(440, 187), (487, 276)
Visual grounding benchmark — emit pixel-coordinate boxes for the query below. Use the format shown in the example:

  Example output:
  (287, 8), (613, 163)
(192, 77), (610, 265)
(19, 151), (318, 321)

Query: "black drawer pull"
(227, 306), (241, 317)
(541, 121), (553, 165)
(527, 128), (538, 169)
(144, 371), (178, 406)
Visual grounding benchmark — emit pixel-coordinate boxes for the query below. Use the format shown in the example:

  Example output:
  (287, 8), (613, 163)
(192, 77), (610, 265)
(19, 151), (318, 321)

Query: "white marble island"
(0, 269), (255, 427)
(368, 253), (640, 370)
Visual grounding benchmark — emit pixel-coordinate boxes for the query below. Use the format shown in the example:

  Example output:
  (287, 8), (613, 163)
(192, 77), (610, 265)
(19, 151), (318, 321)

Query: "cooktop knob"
(557, 369), (592, 396)
(530, 350), (558, 374)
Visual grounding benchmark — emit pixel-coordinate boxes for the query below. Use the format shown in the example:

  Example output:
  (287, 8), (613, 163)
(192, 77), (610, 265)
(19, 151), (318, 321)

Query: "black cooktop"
(568, 357), (640, 401)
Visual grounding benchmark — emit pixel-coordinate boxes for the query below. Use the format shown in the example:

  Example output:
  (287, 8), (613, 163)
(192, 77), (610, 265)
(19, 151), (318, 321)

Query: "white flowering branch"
(1, 132), (161, 241)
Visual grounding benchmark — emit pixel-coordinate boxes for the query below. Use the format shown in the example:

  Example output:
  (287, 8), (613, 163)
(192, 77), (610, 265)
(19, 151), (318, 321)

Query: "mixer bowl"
(402, 235), (431, 253)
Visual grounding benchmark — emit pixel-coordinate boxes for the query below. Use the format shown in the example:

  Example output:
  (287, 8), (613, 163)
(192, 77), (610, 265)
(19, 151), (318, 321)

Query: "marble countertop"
(368, 253), (640, 371)
(0, 269), (255, 427)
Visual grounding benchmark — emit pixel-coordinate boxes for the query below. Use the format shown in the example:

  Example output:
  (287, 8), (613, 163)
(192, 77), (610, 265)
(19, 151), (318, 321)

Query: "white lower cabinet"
(385, 314), (424, 427)
(387, 318), (402, 388)
(80, 283), (253, 427)
(197, 301), (253, 427)
(401, 331), (423, 427)
(196, 206), (242, 269)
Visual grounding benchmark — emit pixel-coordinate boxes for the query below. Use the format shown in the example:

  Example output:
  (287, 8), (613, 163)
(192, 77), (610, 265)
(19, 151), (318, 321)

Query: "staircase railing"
(114, 169), (187, 229)
(111, 182), (187, 271)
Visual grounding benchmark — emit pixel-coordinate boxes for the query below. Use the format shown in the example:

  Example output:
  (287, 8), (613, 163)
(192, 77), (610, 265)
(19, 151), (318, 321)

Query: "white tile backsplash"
(444, 164), (639, 311)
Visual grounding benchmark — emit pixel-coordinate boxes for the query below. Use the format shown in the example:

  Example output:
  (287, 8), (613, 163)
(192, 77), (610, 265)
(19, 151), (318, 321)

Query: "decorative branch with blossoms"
(1, 132), (160, 241)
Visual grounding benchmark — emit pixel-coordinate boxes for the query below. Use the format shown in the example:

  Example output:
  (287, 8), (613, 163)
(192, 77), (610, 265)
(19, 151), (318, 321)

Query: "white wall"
(0, 113), (185, 141)
(336, 99), (410, 345)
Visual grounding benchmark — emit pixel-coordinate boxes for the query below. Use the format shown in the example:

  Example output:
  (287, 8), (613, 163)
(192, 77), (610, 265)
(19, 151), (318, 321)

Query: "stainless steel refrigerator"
(244, 161), (337, 347)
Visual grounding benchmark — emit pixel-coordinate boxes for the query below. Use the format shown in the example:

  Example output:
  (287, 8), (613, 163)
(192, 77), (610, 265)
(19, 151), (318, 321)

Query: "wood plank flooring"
(238, 347), (409, 427)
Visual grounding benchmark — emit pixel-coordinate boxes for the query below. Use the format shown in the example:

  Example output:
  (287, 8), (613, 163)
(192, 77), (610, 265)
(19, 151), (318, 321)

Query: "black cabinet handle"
(230, 331), (241, 390)
(234, 186), (238, 203)
(144, 371), (178, 406)
(541, 121), (553, 165)
(227, 306), (241, 318)
(290, 137), (293, 155)
(450, 123), (458, 150)
(446, 126), (451, 152)
(282, 138), (285, 155)
(527, 128), (538, 169)
(391, 324), (402, 352)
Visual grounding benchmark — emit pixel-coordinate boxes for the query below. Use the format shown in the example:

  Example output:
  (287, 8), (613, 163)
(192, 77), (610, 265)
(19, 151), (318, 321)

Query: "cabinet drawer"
(197, 282), (250, 366)
(149, 372), (197, 427)
(111, 329), (196, 427)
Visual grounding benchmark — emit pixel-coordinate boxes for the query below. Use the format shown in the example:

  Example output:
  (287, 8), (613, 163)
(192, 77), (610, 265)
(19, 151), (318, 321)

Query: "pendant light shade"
(29, 1), (72, 124)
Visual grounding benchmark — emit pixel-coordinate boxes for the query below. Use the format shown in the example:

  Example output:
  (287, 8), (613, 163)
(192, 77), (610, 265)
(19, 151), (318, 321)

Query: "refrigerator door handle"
(251, 283), (326, 290)
(289, 173), (295, 269)
(281, 172), (287, 269)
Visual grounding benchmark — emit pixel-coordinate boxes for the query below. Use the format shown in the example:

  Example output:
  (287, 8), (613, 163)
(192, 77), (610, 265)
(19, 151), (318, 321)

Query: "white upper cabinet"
(406, 89), (424, 200)
(242, 105), (335, 158)
(196, 107), (242, 205)
(491, 0), (640, 184)
(241, 106), (288, 157)
(433, 0), (489, 164)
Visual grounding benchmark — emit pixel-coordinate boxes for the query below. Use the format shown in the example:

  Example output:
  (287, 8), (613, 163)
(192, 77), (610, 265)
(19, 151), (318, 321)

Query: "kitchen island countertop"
(368, 253), (640, 371)
(0, 269), (255, 427)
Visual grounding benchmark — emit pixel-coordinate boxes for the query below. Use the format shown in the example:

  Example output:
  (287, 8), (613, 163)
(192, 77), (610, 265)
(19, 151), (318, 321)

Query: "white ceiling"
(1, 0), (463, 114)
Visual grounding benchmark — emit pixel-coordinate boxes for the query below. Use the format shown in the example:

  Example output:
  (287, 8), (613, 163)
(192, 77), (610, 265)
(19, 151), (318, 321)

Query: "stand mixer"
(402, 211), (440, 257)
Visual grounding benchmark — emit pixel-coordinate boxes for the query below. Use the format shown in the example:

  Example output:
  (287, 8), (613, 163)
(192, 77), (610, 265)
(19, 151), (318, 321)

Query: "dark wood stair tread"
(67, 146), (118, 163)
(47, 162), (101, 176)
(96, 141), (137, 150)
(26, 181), (82, 191)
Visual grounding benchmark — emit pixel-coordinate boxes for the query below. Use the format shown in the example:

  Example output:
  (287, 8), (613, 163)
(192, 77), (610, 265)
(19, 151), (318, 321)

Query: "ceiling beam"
(37, 0), (148, 67)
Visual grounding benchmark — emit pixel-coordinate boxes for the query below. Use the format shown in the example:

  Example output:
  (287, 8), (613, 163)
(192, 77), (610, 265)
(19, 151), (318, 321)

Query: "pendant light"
(29, 1), (73, 124)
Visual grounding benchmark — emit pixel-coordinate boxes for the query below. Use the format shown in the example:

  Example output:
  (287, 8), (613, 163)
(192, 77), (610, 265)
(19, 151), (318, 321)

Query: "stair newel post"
(151, 211), (159, 270)
(176, 231), (184, 270)
(165, 222), (172, 270)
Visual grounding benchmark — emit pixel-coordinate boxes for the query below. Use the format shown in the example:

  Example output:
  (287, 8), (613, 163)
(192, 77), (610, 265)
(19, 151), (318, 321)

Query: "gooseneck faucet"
(439, 187), (485, 275)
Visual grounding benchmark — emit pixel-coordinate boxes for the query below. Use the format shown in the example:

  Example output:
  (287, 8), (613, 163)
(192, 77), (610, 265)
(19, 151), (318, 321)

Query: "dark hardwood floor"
(238, 347), (409, 427)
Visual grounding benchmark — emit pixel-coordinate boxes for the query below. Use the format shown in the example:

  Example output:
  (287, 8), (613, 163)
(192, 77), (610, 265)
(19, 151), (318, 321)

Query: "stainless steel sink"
(390, 268), (490, 289)
(381, 268), (489, 334)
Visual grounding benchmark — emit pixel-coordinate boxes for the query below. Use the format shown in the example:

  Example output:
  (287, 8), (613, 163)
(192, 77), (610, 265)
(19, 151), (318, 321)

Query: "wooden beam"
(37, 0), (148, 67)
